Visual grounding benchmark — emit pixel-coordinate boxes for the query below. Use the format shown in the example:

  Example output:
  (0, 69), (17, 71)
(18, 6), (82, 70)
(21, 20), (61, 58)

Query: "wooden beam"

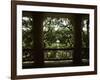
(73, 14), (82, 66)
(32, 12), (44, 67)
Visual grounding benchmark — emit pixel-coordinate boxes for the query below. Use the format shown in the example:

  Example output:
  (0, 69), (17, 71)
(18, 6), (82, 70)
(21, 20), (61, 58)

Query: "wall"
(0, 0), (99, 80)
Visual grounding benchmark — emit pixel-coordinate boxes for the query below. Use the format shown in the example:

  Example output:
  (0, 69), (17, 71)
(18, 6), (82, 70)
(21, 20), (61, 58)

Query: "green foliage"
(82, 19), (89, 48)
(43, 17), (74, 48)
(22, 17), (33, 48)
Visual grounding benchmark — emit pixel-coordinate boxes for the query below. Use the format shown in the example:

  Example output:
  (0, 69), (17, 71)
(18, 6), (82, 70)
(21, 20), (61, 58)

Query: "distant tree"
(43, 17), (74, 48)
(22, 16), (33, 49)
